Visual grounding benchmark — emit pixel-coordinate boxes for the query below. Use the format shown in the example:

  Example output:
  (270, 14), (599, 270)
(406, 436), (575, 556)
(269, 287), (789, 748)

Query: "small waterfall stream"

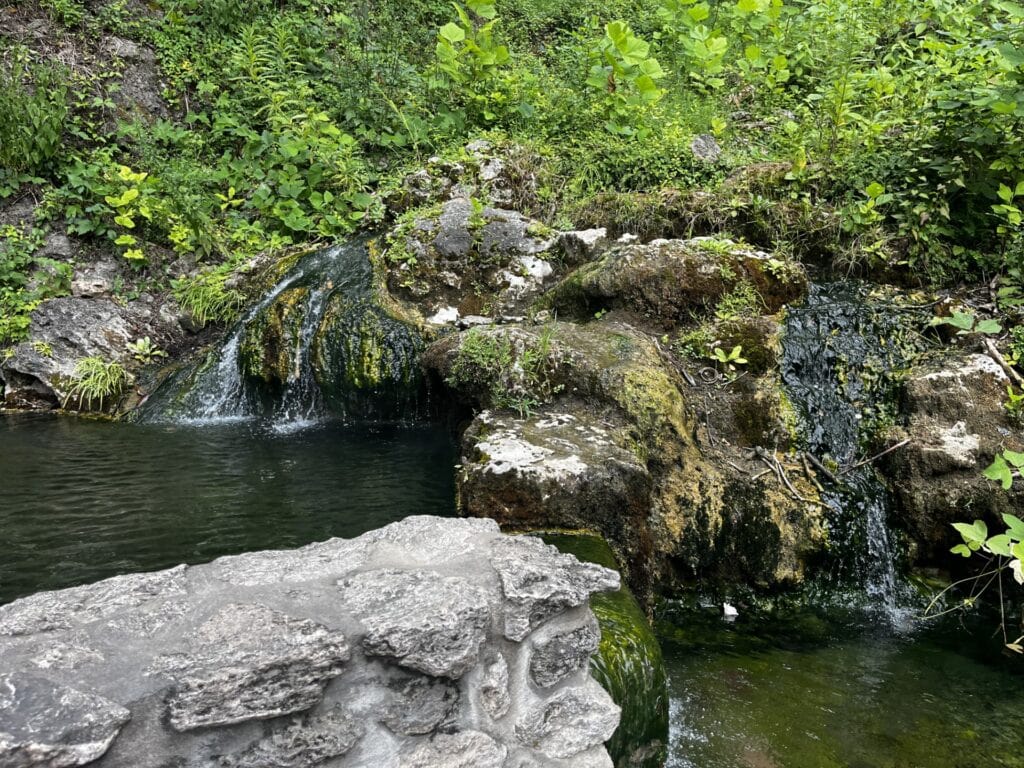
(781, 282), (920, 622)
(139, 241), (423, 429)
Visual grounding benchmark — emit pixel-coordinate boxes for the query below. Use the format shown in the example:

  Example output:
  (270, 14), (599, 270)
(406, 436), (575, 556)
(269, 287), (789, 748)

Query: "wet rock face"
(0, 517), (620, 767)
(884, 353), (1024, 561)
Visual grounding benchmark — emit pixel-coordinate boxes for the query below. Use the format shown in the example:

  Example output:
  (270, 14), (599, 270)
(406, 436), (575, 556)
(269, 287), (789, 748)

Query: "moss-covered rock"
(542, 532), (669, 768)
(312, 294), (424, 416)
(882, 352), (1024, 563)
(542, 237), (807, 328)
(238, 286), (310, 387)
(424, 317), (828, 596)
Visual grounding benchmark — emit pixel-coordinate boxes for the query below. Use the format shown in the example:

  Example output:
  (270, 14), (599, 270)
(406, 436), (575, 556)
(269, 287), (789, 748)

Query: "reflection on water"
(0, 413), (456, 604)
(661, 610), (1024, 768)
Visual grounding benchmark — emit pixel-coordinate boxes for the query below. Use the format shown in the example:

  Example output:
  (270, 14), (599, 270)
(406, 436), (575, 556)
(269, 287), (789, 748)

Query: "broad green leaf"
(1003, 514), (1024, 539)
(953, 519), (988, 545)
(1003, 449), (1024, 468)
(950, 543), (973, 558)
(983, 454), (1014, 490)
(974, 319), (1002, 335)
(865, 182), (885, 199)
(999, 184), (1015, 202)
(986, 534), (1013, 556)
(439, 22), (465, 43)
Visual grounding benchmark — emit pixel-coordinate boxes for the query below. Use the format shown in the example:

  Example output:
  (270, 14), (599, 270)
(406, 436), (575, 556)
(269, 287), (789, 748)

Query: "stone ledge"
(0, 516), (620, 768)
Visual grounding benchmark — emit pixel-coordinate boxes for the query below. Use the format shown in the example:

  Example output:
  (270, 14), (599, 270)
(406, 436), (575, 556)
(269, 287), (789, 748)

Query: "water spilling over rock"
(781, 282), (922, 622)
(138, 241), (423, 428)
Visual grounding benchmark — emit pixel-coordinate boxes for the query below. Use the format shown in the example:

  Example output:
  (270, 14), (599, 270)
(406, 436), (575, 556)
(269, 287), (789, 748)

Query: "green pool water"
(0, 412), (456, 604)
(2, 414), (1020, 768)
(660, 609), (1024, 768)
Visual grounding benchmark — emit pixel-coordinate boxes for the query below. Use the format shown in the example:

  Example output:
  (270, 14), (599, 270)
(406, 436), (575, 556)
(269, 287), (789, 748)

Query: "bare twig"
(803, 451), (840, 485)
(843, 438), (912, 474)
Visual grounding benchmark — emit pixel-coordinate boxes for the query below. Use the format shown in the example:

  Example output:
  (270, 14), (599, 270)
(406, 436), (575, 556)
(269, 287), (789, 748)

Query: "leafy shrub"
(585, 21), (665, 137)
(0, 225), (71, 345)
(0, 51), (68, 193)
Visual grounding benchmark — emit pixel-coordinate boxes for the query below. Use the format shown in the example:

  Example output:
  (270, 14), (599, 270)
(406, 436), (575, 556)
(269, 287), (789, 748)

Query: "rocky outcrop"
(425, 318), (826, 594)
(883, 353), (1024, 561)
(384, 196), (556, 327)
(0, 517), (622, 768)
(1, 296), (183, 409)
(542, 236), (807, 328)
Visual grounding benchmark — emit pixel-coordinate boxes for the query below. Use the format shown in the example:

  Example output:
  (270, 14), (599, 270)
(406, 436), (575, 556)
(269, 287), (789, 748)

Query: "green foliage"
(708, 343), (747, 373)
(433, 0), (516, 123)
(127, 337), (168, 364)
(63, 357), (129, 412)
(0, 225), (71, 345)
(39, 0), (86, 28)
(446, 326), (561, 416)
(586, 21), (665, 136)
(0, 51), (68, 193)
(171, 265), (244, 328)
(929, 311), (1002, 336)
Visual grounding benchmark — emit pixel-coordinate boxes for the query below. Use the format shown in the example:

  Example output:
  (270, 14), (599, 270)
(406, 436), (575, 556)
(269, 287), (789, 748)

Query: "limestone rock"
(557, 229), (608, 266)
(380, 674), (459, 735)
(0, 673), (130, 767)
(690, 133), (722, 164)
(884, 352), (1024, 560)
(477, 653), (511, 720)
(490, 536), (619, 641)
(542, 236), (807, 328)
(529, 617), (601, 688)
(337, 569), (491, 678)
(0, 566), (188, 637)
(384, 196), (555, 320)
(400, 731), (507, 768)
(160, 604), (350, 731)
(219, 706), (364, 768)
(514, 680), (620, 759)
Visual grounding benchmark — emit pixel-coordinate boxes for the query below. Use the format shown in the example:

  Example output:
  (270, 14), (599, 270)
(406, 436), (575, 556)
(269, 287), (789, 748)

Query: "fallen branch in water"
(843, 438), (911, 474)
(802, 451), (840, 486)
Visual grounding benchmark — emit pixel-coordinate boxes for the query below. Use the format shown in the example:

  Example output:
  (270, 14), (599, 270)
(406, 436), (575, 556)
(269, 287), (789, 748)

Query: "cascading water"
(138, 240), (424, 429)
(781, 282), (922, 623)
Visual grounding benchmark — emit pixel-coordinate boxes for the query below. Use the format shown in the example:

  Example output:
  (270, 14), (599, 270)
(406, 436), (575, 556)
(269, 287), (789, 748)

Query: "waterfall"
(138, 241), (423, 429)
(781, 282), (919, 624)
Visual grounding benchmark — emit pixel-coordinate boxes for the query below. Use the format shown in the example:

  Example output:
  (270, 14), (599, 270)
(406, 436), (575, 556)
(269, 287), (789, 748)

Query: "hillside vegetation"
(1, 0), (1023, 345)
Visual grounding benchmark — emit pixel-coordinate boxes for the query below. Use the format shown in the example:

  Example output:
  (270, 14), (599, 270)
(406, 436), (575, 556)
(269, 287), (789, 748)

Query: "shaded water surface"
(0, 413), (455, 603)
(662, 611), (1024, 768)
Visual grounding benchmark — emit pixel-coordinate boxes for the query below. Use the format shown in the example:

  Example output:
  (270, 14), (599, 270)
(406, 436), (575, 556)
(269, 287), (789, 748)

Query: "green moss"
(238, 286), (310, 385)
(541, 532), (669, 768)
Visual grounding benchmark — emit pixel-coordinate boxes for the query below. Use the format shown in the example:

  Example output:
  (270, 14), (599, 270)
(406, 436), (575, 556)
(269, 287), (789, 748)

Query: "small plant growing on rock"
(127, 336), (168, 365)
(929, 311), (1002, 336)
(708, 343), (747, 374)
(63, 356), (129, 412)
(172, 266), (244, 328)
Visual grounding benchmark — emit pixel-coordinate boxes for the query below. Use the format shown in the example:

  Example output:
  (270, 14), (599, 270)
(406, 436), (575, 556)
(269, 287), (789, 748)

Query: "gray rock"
(0, 673), (130, 767)
(380, 674), (459, 736)
(690, 133), (722, 164)
(490, 536), (619, 641)
(0, 566), (188, 637)
(514, 680), (620, 759)
(477, 652), (511, 720)
(529, 617), (600, 688)
(71, 259), (120, 299)
(36, 232), (74, 261)
(337, 569), (491, 678)
(557, 229), (608, 266)
(399, 731), (507, 768)
(218, 706), (364, 768)
(160, 604), (350, 731)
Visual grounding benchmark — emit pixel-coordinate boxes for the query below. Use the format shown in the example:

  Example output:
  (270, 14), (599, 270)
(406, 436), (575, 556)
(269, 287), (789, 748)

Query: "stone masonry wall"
(0, 517), (621, 768)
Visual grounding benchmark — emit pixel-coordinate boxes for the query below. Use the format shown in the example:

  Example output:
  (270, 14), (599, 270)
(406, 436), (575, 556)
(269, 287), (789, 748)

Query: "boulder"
(384, 196), (556, 325)
(0, 516), (620, 767)
(883, 353), (1024, 561)
(1, 296), (183, 410)
(542, 236), (807, 328)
